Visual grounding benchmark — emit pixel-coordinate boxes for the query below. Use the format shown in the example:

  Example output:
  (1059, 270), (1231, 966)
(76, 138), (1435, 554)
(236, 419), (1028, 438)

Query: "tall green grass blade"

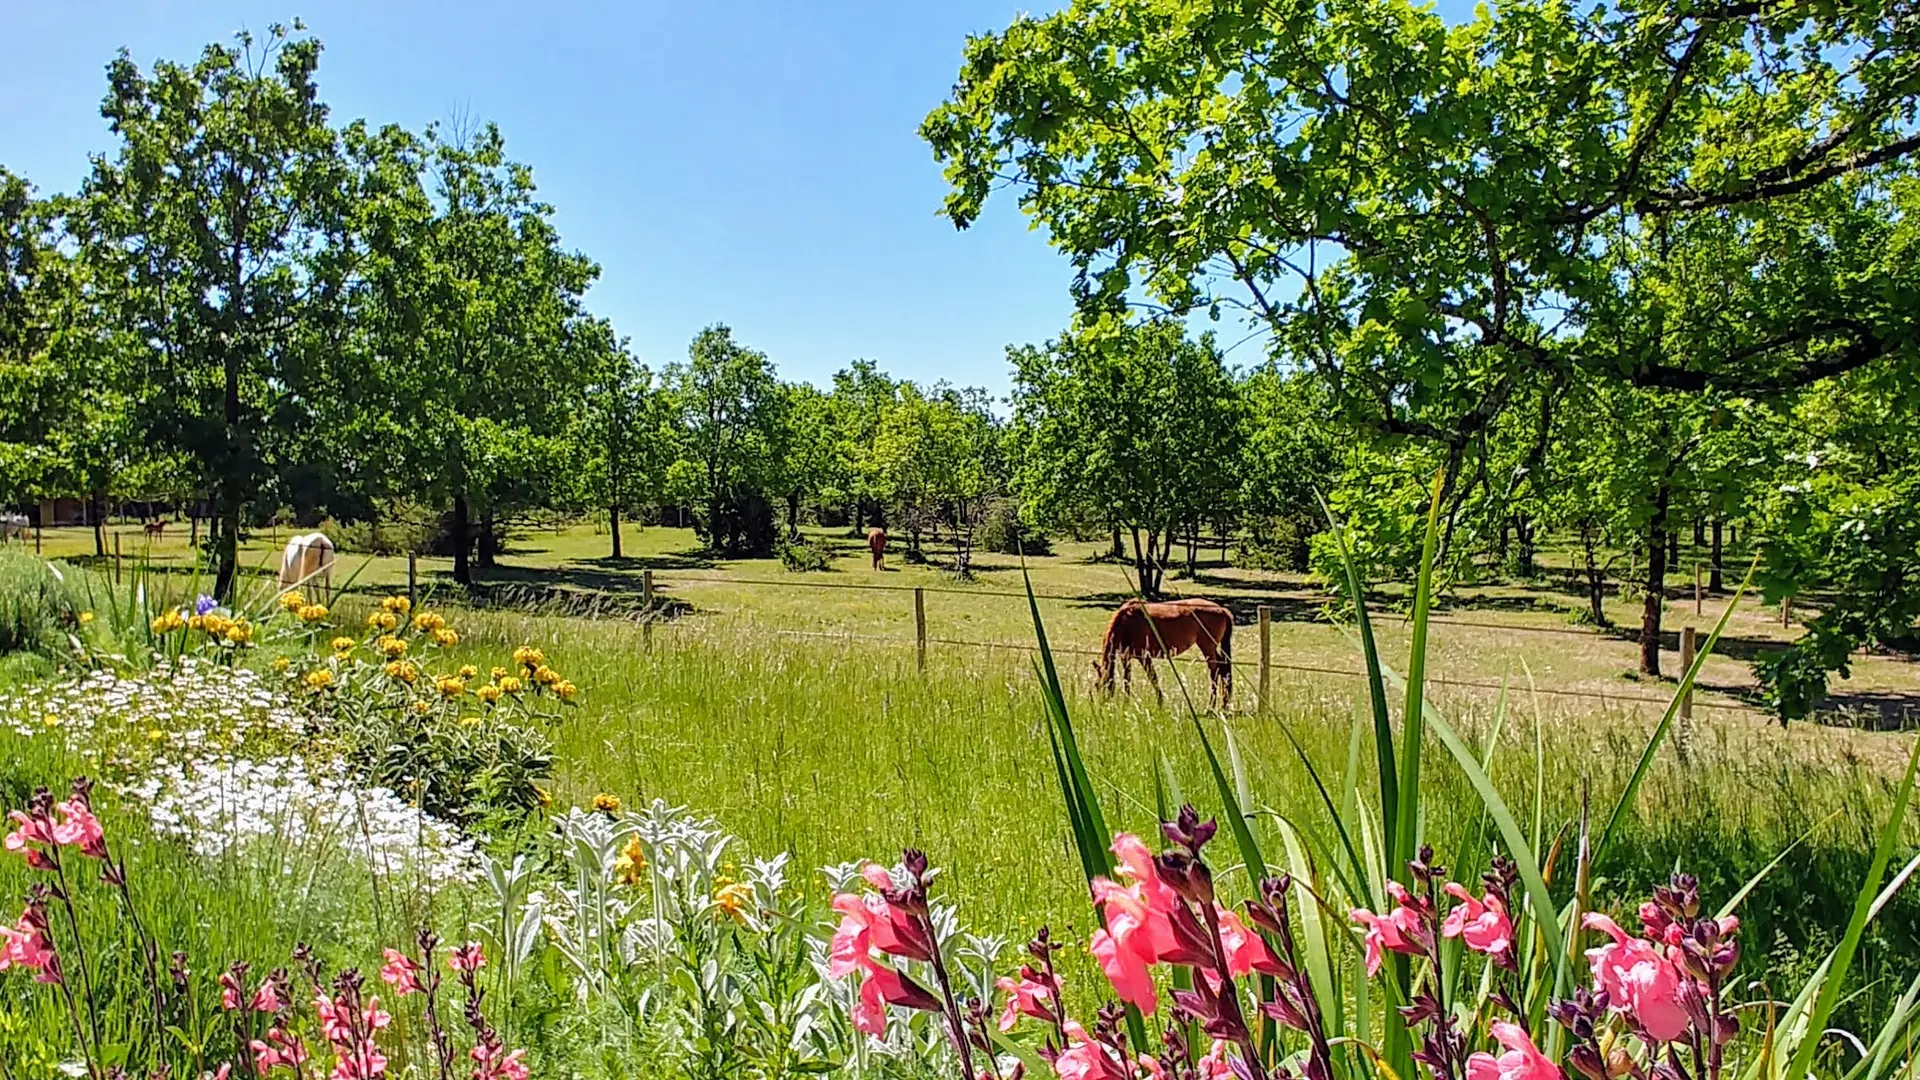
(1716, 809), (1846, 922)
(1595, 557), (1758, 863)
(1395, 471), (1444, 879)
(1783, 736), (1920, 1080)
(1317, 490), (1398, 864)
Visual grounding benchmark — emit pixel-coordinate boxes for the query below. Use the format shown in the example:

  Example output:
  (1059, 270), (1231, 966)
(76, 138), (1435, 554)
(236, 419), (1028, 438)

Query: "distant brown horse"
(867, 527), (887, 570)
(1095, 598), (1234, 708)
(142, 519), (166, 539)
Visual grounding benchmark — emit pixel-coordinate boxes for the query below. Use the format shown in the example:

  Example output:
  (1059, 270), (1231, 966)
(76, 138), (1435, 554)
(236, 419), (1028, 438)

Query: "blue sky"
(1, 1), (1085, 395)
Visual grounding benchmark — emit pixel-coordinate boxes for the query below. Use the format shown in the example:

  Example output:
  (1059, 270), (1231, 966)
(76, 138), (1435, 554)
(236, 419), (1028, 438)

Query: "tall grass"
(426, 603), (1920, 1026)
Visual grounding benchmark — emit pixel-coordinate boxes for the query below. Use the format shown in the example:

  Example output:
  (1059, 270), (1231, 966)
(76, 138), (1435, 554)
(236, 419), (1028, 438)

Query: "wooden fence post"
(1677, 626), (1697, 763)
(113, 532), (122, 585)
(1782, 595), (1792, 628)
(34, 501), (42, 555)
(407, 552), (418, 610)
(914, 587), (927, 672)
(642, 569), (655, 649)
(1257, 604), (1272, 710)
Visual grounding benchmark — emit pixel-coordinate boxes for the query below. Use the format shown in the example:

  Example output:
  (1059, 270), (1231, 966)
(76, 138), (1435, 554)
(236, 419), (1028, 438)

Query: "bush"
(777, 539), (833, 572)
(978, 500), (1051, 556)
(1240, 514), (1316, 572)
(327, 499), (438, 555)
(0, 552), (81, 658)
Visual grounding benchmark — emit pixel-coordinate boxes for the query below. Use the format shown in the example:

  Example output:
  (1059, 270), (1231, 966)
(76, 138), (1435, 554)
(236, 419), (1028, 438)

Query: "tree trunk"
(1640, 487), (1670, 677)
(1130, 524), (1160, 599)
(1219, 526), (1230, 565)
(92, 491), (106, 558)
(478, 510), (497, 568)
(610, 505), (623, 559)
(1184, 521), (1198, 579)
(1693, 518), (1705, 547)
(1110, 525), (1124, 560)
(1581, 527), (1609, 628)
(451, 494), (472, 585)
(1516, 517), (1536, 577)
(1666, 527), (1679, 567)
(787, 492), (800, 541)
(1709, 520), (1724, 592)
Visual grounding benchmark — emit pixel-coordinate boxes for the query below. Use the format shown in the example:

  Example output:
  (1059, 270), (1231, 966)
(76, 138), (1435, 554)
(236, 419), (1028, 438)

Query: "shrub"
(979, 500), (1052, 556)
(777, 538), (833, 572)
(1240, 514), (1316, 572)
(0, 552), (81, 658)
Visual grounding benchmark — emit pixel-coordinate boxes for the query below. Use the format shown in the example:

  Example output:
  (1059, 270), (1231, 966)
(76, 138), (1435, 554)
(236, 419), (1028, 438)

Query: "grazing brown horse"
(867, 527), (887, 570)
(1094, 598), (1234, 708)
(142, 519), (166, 539)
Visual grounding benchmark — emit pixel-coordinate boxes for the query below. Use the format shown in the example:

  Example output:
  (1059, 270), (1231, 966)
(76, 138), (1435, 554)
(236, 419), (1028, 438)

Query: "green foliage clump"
(0, 552), (80, 658)
(978, 500), (1050, 556)
(776, 538), (833, 573)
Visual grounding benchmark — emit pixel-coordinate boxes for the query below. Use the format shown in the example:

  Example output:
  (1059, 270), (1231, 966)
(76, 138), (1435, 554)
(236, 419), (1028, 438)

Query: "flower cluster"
(150, 594), (258, 648)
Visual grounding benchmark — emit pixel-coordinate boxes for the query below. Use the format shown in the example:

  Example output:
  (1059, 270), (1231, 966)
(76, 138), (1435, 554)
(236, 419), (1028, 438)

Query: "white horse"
(279, 532), (336, 600)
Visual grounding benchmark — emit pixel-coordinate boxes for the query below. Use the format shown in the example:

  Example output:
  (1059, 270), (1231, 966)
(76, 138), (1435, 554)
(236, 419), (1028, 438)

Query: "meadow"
(4, 521), (1920, 1077)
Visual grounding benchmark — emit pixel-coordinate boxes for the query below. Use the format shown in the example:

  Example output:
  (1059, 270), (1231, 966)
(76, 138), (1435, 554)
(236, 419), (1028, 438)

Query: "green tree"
(666, 325), (786, 557)
(870, 383), (1002, 575)
(1010, 318), (1242, 598)
(356, 121), (600, 583)
(828, 359), (900, 531)
(578, 334), (674, 559)
(75, 23), (354, 598)
(926, 0), (1920, 533)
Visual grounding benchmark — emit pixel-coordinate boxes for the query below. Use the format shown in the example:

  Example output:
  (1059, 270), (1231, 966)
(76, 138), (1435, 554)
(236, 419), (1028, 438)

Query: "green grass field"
(9, 520), (1920, 1029)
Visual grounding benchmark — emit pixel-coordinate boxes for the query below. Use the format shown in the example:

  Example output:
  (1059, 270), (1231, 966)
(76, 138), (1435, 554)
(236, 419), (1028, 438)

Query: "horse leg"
(1141, 658), (1162, 706)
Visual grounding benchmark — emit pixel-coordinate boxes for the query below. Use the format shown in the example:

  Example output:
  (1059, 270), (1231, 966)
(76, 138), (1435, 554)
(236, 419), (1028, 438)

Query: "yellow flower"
(713, 882), (754, 924)
(366, 611), (399, 632)
(431, 628), (459, 648)
(459, 715), (483, 728)
(223, 621), (252, 645)
(279, 592), (307, 611)
(298, 604), (329, 623)
(77, 611), (94, 625)
(489, 666), (509, 681)
(273, 657), (292, 673)
(497, 676), (524, 694)
(532, 665), (559, 686)
(331, 636), (356, 653)
(381, 595), (412, 615)
(151, 610), (186, 633)
(413, 612), (446, 632)
(435, 676), (466, 698)
(187, 614), (205, 631)
(304, 669), (334, 690)
(457, 664), (478, 679)
(512, 646), (544, 669)
(474, 684), (503, 704)
(555, 680), (577, 700)
(41, 714), (60, 728)
(412, 700), (431, 715)
(591, 792), (622, 815)
(375, 636), (408, 658)
(202, 614), (230, 636)
(613, 836), (646, 886)
(533, 785), (553, 809)
(147, 728), (167, 743)
(384, 660), (418, 684)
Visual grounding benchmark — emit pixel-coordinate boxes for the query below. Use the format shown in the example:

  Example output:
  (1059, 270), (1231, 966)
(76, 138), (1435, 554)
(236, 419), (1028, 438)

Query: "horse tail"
(1097, 604), (1134, 686)
(1218, 615), (1234, 691)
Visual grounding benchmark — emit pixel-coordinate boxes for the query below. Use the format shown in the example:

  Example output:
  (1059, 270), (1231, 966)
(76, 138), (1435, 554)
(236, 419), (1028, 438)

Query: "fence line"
(646, 618), (1769, 718)
(644, 571), (1795, 643)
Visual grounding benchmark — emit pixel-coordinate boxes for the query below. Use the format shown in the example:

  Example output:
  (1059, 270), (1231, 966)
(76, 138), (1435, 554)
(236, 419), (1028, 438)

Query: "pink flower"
(1583, 914), (1690, 1042)
(378, 949), (422, 996)
(4, 811), (55, 869)
(1, 909), (57, 980)
(219, 969), (246, 1011)
(1087, 832), (1192, 1013)
(472, 1043), (530, 1080)
(207, 1066), (232, 1080)
(51, 800), (106, 859)
(1350, 882), (1426, 976)
(250, 980), (286, 1014)
(1089, 896), (1159, 1013)
(1196, 1040), (1234, 1080)
(250, 1028), (309, 1073)
(995, 970), (1058, 1031)
(448, 942), (486, 972)
(837, 952), (940, 1037)
(1443, 883), (1515, 959)
(1217, 905), (1284, 978)
(1053, 1037), (1132, 1080)
(830, 863), (933, 962)
(1466, 1022), (1562, 1080)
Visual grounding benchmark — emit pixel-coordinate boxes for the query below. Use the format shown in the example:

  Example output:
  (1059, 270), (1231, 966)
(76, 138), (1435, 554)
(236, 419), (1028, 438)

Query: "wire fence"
(622, 570), (1793, 720)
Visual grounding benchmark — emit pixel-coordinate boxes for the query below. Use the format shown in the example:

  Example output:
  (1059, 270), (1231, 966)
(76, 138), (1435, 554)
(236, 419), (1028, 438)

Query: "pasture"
(15, 516), (1920, 1000)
